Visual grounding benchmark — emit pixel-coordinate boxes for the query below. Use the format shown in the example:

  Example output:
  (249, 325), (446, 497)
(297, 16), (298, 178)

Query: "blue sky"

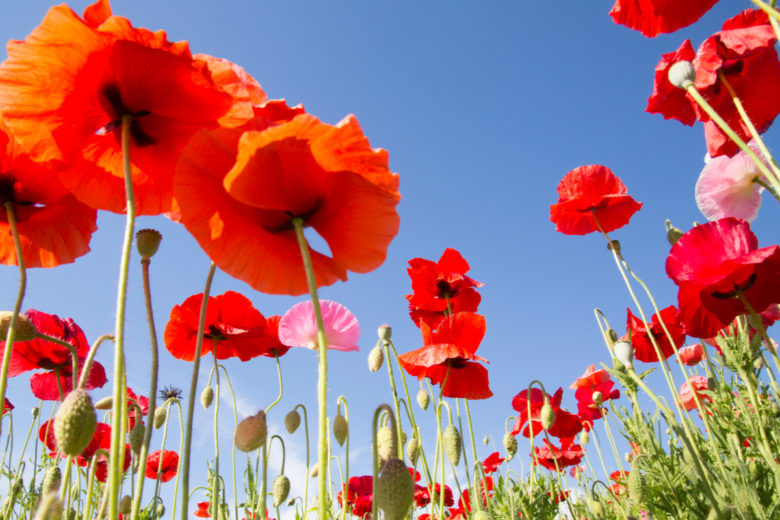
(0, 0), (778, 515)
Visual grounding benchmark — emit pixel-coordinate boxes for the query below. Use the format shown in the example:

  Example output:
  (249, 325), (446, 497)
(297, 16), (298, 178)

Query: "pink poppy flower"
(678, 344), (705, 365)
(695, 141), (768, 222)
(279, 300), (360, 352)
(679, 376), (712, 411)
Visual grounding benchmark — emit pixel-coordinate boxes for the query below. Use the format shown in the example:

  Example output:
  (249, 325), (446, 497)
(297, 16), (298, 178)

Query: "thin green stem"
(371, 404), (397, 520)
(179, 261), (217, 520)
(211, 341), (221, 520)
(218, 365), (240, 520)
(266, 355), (284, 414)
(151, 400), (174, 520)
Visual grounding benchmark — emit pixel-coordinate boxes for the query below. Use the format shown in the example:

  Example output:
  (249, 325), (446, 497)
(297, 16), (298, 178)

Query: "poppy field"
(0, 1), (779, 519)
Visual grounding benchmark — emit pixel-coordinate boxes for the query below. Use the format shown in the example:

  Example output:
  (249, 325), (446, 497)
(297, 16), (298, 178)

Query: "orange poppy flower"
(175, 110), (400, 295)
(0, 1), (244, 215)
(0, 120), (96, 267)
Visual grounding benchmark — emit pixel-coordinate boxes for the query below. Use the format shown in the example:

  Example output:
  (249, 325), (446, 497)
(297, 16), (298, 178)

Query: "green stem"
(151, 400), (173, 520)
(371, 404), (397, 520)
(0, 202), (27, 437)
(108, 114), (136, 519)
(292, 217), (330, 520)
(380, 339), (405, 460)
(295, 403), (311, 520)
(751, 0), (780, 25)
(179, 262), (217, 520)
(266, 355), (284, 414)
(218, 365), (240, 520)
(171, 401), (184, 520)
(336, 396), (349, 520)
(211, 341), (221, 520)
(78, 335), (114, 390)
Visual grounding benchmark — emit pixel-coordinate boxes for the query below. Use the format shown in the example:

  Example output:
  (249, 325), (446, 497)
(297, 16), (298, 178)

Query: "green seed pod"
(416, 388), (430, 411)
(375, 459), (414, 520)
(32, 492), (63, 520)
(503, 432), (517, 459)
(235, 410), (267, 452)
(41, 466), (62, 497)
(668, 61), (696, 90)
(129, 420), (145, 456)
(54, 389), (97, 457)
(200, 386), (214, 409)
(153, 406), (167, 429)
(406, 437), (420, 466)
(368, 345), (384, 372)
(443, 424), (461, 467)
(540, 402), (556, 430)
(377, 324), (392, 343)
(31, 406), (39, 418)
(119, 495), (133, 515)
(273, 475), (291, 507)
(136, 228), (163, 259)
(592, 391), (603, 407)
(0, 311), (38, 342)
(285, 410), (301, 434)
(377, 426), (395, 461)
(94, 396), (113, 410)
(333, 413), (348, 447)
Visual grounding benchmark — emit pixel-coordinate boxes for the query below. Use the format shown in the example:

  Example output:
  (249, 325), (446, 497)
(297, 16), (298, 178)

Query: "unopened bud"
(153, 406), (167, 429)
(0, 311), (37, 342)
(368, 345), (384, 372)
(94, 397), (113, 410)
(375, 459), (414, 520)
(333, 413), (348, 447)
(668, 61), (696, 89)
(665, 219), (684, 246)
(613, 340), (634, 370)
(377, 324), (392, 342)
(130, 420), (145, 456)
(54, 389), (97, 457)
(309, 463), (319, 478)
(285, 410), (301, 434)
(200, 386), (214, 409)
(41, 467), (62, 497)
(119, 495), (132, 515)
(607, 329), (618, 343)
(580, 430), (589, 445)
(136, 229), (162, 259)
(588, 498), (604, 519)
(483, 435), (489, 446)
(32, 492), (63, 520)
(592, 391), (603, 407)
(443, 424), (462, 467)
(406, 437), (420, 465)
(608, 240), (621, 255)
(155, 503), (165, 517)
(540, 402), (556, 430)
(503, 432), (517, 459)
(31, 407), (39, 418)
(377, 426), (395, 461)
(235, 410), (267, 452)
(273, 475), (291, 507)
(416, 388), (430, 411)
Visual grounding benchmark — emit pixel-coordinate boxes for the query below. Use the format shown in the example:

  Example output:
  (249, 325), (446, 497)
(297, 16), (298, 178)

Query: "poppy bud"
(377, 426), (395, 461)
(309, 463), (319, 478)
(11, 476), (23, 495)
(613, 340), (634, 370)
(443, 424), (462, 467)
(285, 410), (301, 434)
(607, 240), (621, 255)
(503, 432), (517, 459)
(368, 345), (384, 372)
(200, 386), (214, 409)
(587, 497), (604, 519)
(416, 388), (430, 411)
(0, 311), (37, 342)
(754, 357), (764, 371)
(473, 511), (491, 520)
(377, 324), (392, 342)
(406, 437), (420, 465)
(665, 219), (684, 246)
(55, 389), (97, 457)
(612, 357), (626, 373)
(119, 495), (132, 515)
(607, 328), (618, 343)
(483, 435), (489, 446)
(153, 406), (167, 429)
(235, 410), (267, 452)
(31, 407), (39, 418)
(628, 467), (646, 505)
(580, 430), (589, 445)
(540, 402), (556, 430)
(32, 492), (63, 520)
(668, 61), (696, 89)
(94, 396), (113, 410)
(129, 420), (145, 456)
(155, 503), (165, 517)
(136, 228), (162, 259)
(592, 391), (603, 407)
(333, 413), (348, 447)
(273, 475), (291, 507)
(41, 467), (61, 497)
(375, 458), (414, 520)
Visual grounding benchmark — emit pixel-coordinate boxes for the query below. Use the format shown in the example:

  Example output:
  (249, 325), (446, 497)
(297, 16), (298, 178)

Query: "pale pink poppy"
(279, 300), (360, 352)
(695, 141), (768, 222)
(678, 344), (704, 366)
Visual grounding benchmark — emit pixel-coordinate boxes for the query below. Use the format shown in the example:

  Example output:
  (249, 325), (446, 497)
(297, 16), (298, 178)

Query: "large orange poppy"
(175, 109), (400, 295)
(0, 1), (246, 215)
(0, 120), (96, 267)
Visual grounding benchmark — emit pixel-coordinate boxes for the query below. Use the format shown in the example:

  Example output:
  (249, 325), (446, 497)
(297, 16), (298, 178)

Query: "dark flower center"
(0, 175), (35, 207)
(448, 357), (467, 369)
(97, 84), (155, 146)
(436, 280), (456, 298)
(37, 358), (69, 371)
(204, 324), (227, 341)
(711, 273), (757, 299)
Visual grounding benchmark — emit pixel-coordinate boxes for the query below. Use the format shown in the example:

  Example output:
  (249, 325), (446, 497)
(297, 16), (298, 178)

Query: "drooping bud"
(503, 432), (517, 459)
(200, 386), (214, 409)
(31, 407), (39, 418)
(309, 463), (319, 478)
(285, 409), (301, 434)
(443, 424), (462, 467)
(668, 61), (696, 89)
(333, 413), (348, 447)
(136, 229), (162, 259)
(580, 430), (589, 445)
(406, 437), (420, 465)
(587, 497), (605, 519)
(416, 388), (430, 411)
(273, 475), (291, 507)
(375, 458), (414, 520)
(41, 467), (62, 497)
(607, 329), (618, 343)
(613, 340), (634, 370)
(0, 311), (37, 342)
(32, 492), (63, 520)
(119, 495), (133, 515)
(483, 435), (489, 446)
(540, 402), (556, 430)
(377, 426), (395, 461)
(377, 324), (392, 343)
(155, 503), (166, 517)
(94, 396), (113, 410)
(628, 466), (646, 505)
(54, 389), (97, 457)
(592, 391), (603, 408)
(665, 219), (684, 246)
(129, 420), (145, 456)
(368, 345), (384, 372)
(153, 406), (167, 429)
(235, 410), (267, 452)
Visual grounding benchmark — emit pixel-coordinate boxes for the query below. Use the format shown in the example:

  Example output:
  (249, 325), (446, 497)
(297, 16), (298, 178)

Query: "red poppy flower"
(406, 248), (483, 330)
(194, 501), (211, 518)
(145, 449), (179, 482)
(533, 437), (584, 471)
(610, 470), (629, 497)
(2, 398), (13, 415)
(0, 2), (243, 215)
(126, 387), (149, 429)
(337, 475), (373, 518)
(666, 218), (780, 338)
(678, 343), (705, 365)
(164, 291), (267, 361)
(414, 482), (454, 508)
(397, 312), (492, 400)
(458, 476), (493, 512)
(572, 365), (620, 422)
(679, 376), (712, 410)
(481, 452), (505, 474)
(29, 357), (107, 401)
(647, 10), (780, 158)
(624, 306), (686, 362)
(0, 120), (97, 267)
(550, 165), (642, 235)
(256, 316), (290, 358)
(609, 0), (718, 37)
(511, 387), (582, 439)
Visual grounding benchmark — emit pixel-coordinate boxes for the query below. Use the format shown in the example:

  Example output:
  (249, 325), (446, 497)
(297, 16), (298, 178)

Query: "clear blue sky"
(1, 0), (777, 514)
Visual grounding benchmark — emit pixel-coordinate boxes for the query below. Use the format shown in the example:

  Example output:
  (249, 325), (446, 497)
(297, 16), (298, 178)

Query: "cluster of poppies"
(397, 249), (492, 400)
(0, 0), (400, 296)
